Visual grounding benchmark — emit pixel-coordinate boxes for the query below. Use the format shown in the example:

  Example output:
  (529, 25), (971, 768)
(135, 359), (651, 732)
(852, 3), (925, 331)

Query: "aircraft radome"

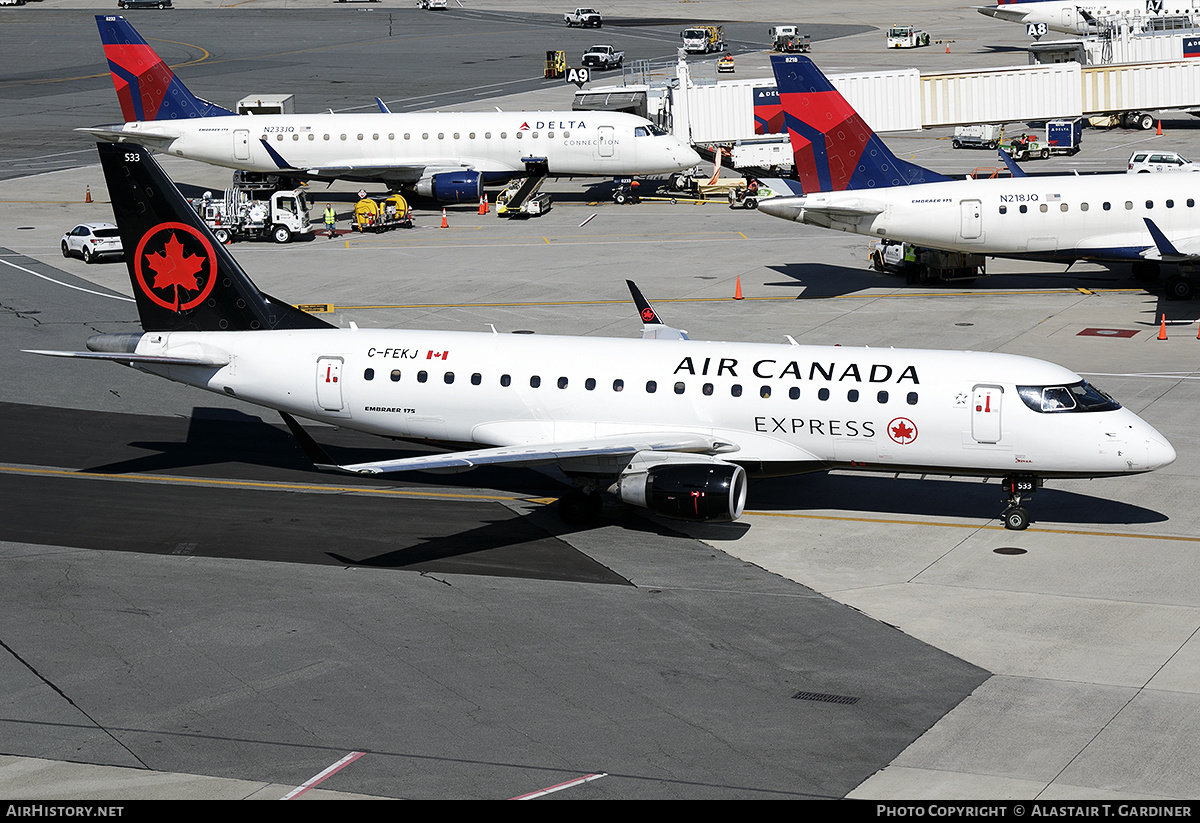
(24, 143), (1176, 531)
(83, 16), (701, 204)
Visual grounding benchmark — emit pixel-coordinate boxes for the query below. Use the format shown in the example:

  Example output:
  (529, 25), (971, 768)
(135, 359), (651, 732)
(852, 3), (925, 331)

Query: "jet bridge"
(576, 53), (1200, 146)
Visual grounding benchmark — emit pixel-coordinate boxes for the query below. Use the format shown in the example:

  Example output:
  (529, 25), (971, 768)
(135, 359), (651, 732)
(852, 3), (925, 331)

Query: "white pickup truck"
(582, 44), (623, 70)
(564, 8), (603, 27)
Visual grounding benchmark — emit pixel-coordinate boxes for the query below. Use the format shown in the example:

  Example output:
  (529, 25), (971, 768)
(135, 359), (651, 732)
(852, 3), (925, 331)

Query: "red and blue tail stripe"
(769, 55), (948, 193)
(96, 15), (234, 122)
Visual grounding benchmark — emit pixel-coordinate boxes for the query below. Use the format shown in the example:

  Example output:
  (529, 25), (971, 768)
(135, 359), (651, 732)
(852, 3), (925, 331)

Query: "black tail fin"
(97, 141), (332, 332)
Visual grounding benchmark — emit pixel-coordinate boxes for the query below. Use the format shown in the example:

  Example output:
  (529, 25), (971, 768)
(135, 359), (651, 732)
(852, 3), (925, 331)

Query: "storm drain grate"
(792, 691), (859, 705)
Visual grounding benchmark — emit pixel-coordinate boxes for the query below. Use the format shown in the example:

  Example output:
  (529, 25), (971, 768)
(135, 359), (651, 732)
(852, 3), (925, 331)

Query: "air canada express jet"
(26, 144), (1176, 531)
(83, 16), (700, 204)
(757, 55), (1200, 299)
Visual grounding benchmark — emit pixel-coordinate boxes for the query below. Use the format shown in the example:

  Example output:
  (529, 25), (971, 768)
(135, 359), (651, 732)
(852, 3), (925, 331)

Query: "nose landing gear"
(1001, 475), (1040, 530)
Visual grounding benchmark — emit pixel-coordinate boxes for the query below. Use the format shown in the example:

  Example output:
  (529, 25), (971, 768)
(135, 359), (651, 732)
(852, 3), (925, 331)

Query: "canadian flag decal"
(427, 350), (449, 360)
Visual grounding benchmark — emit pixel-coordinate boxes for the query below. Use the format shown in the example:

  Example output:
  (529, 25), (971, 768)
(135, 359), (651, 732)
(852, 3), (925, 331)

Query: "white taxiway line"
(280, 751), (366, 800)
(0, 258), (135, 302)
(510, 772), (607, 800)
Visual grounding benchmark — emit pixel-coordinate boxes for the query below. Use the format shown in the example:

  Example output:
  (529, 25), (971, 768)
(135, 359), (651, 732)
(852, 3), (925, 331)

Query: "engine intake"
(618, 463), (747, 522)
(416, 170), (482, 204)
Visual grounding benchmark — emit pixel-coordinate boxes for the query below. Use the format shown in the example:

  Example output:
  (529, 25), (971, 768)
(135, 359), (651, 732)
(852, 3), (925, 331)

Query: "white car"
(61, 222), (124, 264)
(417, 0), (447, 8)
(1127, 151), (1200, 173)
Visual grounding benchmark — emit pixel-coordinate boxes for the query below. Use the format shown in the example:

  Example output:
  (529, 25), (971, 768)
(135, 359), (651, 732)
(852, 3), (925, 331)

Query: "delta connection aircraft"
(977, 0), (1200, 38)
(757, 54), (1200, 300)
(24, 143), (1176, 531)
(83, 16), (700, 204)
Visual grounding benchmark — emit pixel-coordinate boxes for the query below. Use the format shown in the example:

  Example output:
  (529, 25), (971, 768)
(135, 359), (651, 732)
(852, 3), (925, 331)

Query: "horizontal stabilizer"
(77, 125), (179, 146)
(22, 349), (229, 367)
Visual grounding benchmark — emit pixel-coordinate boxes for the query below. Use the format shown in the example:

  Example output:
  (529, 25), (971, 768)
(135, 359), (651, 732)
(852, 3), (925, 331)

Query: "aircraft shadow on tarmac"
(733, 471), (1168, 529)
(763, 262), (1164, 299)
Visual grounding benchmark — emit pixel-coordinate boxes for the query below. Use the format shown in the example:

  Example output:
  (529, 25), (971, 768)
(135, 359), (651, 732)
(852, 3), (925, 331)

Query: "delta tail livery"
(758, 55), (1200, 299)
(25, 143), (1175, 531)
(84, 16), (700, 203)
(978, 0), (1200, 38)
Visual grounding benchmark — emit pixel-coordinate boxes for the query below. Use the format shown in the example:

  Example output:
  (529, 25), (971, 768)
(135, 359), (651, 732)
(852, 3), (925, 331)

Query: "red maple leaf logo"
(133, 223), (217, 313)
(641, 308), (656, 322)
(888, 417), (918, 445)
(146, 233), (206, 295)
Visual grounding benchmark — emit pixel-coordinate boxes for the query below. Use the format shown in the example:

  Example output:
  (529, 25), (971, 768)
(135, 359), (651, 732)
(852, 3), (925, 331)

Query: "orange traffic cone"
(85, 185), (92, 203)
(1157, 120), (1163, 136)
(478, 196), (486, 215)
(441, 208), (449, 228)
(1158, 314), (1168, 340)
(734, 276), (744, 300)
(946, 44), (950, 53)
(483, 194), (489, 214)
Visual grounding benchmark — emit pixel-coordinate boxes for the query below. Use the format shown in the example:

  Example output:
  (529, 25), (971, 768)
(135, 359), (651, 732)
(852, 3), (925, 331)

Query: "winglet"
(626, 280), (688, 340)
(1144, 217), (1184, 259)
(259, 138), (301, 171)
(375, 97), (391, 114)
(997, 147), (1027, 178)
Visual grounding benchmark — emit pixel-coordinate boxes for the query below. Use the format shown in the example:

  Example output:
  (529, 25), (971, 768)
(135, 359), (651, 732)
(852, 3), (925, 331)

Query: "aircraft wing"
(1141, 218), (1200, 261)
(975, 5), (1030, 23)
(256, 139), (484, 183)
(280, 415), (740, 475)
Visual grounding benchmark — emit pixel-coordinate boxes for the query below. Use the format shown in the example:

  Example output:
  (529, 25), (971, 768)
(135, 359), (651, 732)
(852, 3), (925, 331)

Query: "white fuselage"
(759, 172), (1200, 262)
(124, 327), (1174, 480)
(96, 110), (702, 181)
(978, 0), (1200, 34)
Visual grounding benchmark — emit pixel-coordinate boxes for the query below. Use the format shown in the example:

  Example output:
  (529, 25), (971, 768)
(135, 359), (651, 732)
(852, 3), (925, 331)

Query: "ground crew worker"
(324, 205), (336, 238)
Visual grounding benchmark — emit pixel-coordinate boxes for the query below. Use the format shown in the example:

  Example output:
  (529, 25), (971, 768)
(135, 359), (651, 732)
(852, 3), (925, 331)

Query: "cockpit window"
(1017, 380), (1121, 413)
(634, 124), (669, 137)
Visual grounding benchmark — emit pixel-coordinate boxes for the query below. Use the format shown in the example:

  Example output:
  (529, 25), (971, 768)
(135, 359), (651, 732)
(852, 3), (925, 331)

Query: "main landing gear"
(558, 488), (604, 525)
(1001, 475), (1040, 531)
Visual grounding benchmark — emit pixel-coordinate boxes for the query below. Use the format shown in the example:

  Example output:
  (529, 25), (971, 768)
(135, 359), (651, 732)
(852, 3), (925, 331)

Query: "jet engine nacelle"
(617, 462), (748, 522)
(415, 170), (482, 204)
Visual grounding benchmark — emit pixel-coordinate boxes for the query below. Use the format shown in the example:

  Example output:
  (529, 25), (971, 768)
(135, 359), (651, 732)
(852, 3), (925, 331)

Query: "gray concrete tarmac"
(2, 0), (1200, 802)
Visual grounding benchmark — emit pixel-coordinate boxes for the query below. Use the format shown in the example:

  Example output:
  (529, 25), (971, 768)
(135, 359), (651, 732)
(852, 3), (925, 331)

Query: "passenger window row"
(361, 368), (919, 404)
(999, 198), (1195, 215)
(273, 131), (566, 142)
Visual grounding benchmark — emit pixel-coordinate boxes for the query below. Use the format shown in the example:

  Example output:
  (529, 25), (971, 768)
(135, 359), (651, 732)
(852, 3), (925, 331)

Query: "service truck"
(564, 7), (602, 27)
(190, 184), (314, 244)
(870, 239), (985, 285)
(769, 25), (810, 52)
(681, 25), (725, 54)
(886, 25), (931, 48)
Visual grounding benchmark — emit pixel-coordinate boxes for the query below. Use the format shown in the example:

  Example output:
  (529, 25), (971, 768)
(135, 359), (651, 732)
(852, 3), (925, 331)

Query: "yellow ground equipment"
(352, 194), (413, 232)
(544, 50), (566, 79)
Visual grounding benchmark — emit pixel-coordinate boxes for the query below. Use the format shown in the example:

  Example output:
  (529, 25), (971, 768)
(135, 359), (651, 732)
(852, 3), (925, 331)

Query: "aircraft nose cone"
(757, 196), (804, 222)
(1146, 435), (1177, 470)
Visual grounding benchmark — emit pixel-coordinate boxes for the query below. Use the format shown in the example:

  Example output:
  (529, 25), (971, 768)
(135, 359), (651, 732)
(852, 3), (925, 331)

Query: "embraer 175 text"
(977, 0), (1200, 38)
(758, 54), (1200, 300)
(25, 143), (1176, 531)
(82, 16), (700, 204)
